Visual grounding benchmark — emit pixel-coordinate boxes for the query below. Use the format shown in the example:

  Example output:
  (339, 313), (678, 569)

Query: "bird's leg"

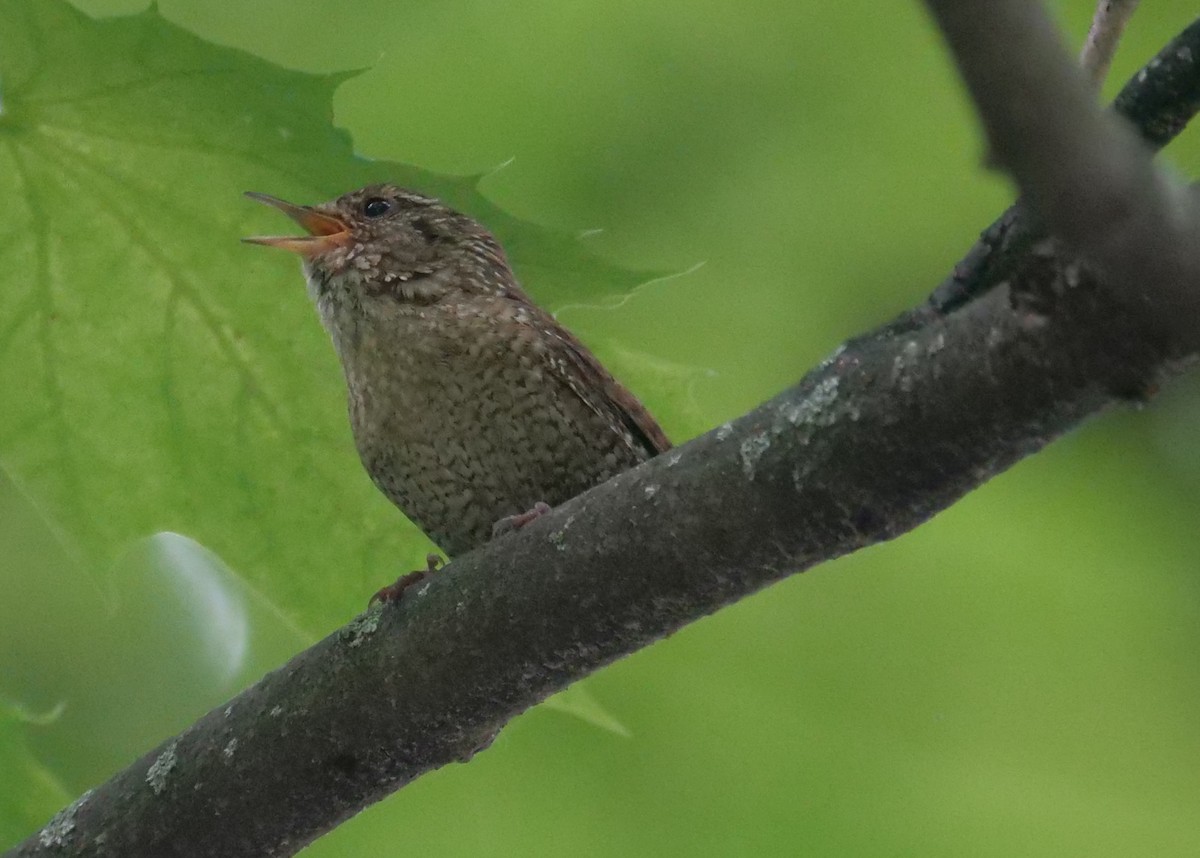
(491, 501), (553, 539)
(369, 553), (442, 606)
(371, 502), (552, 607)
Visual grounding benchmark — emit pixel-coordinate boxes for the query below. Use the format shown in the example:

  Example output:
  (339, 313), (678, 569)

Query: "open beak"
(242, 192), (352, 257)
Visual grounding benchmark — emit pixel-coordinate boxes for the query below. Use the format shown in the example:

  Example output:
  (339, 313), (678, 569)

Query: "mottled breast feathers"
(245, 183), (671, 557)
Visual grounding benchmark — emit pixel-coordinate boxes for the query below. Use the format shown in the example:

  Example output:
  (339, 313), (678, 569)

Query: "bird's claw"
(492, 501), (553, 539)
(369, 553), (443, 606)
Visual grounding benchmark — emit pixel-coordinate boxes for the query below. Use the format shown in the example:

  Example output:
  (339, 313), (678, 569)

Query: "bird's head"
(243, 184), (514, 304)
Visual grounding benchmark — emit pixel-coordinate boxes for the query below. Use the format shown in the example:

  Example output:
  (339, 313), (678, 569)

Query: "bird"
(243, 184), (671, 598)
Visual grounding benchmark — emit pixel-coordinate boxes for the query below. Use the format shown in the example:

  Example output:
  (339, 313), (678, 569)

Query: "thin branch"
(1081, 0), (1141, 87)
(925, 0), (1200, 355)
(10, 7), (1200, 858)
(932, 14), (1200, 313)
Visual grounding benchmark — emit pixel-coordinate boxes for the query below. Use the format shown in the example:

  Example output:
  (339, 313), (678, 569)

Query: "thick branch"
(10, 242), (1185, 858)
(924, 0), (1200, 353)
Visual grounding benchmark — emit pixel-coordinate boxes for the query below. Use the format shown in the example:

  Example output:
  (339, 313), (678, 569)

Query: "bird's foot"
(492, 501), (553, 539)
(369, 553), (443, 606)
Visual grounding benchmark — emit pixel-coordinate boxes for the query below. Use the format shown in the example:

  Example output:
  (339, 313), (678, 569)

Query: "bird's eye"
(362, 197), (391, 218)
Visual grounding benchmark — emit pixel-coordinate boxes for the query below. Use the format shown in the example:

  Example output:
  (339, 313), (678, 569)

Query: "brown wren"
(243, 184), (671, 582)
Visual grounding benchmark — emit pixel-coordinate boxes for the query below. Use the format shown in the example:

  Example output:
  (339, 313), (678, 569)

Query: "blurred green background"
(3, 0), (1199, 855)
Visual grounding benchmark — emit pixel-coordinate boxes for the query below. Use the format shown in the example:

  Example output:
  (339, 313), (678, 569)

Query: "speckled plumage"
(246, 184), (671, 556)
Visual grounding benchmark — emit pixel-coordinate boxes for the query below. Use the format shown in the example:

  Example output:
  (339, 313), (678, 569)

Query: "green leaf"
(0, 701), (72, 847)
(0, 6), (676, 839)
(542, 683), (632, 738)
(0, 0), (661, 636)
(0, 462), (310, 798)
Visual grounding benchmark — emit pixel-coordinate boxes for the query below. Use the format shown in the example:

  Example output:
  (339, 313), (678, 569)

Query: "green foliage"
(0, 700), (71, 846)
(0, 0), (657, 629)
(0, 0), (657, 832)
(3, 1), (1200, 856)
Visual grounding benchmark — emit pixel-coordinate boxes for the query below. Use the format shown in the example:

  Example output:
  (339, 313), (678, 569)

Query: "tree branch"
(1081, 0), (1141, 87)
(13, 253), (1180, 858)
(931, 14), (1200, 313)
(924, 0), (1200, 354)
(11, 6), (1200, 858)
